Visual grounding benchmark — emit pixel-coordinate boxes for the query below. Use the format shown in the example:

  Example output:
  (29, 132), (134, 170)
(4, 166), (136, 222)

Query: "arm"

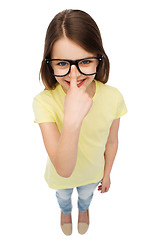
(39, 119), (82, 178)
(98, 118), (120, 193)
(39, 66), (93, 178)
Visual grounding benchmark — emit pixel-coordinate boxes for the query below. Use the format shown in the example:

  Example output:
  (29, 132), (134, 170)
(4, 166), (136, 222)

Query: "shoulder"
(32, 90), (56, 117)
(97, 81), (122, 97)
(33, 84), (63, 102)
(32, 84), (65, 116)
(34, 89), (53, 101)
(33, 89), (58, 108)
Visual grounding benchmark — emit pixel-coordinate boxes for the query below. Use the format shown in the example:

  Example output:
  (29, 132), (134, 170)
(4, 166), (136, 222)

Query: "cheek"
(55, 77), (69, 93)
(88, 75), (95, 82)
(55, 77), (64, 84)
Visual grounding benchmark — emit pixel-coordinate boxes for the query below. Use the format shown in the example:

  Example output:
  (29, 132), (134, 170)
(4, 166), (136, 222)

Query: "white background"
(0, 0), (157, 239)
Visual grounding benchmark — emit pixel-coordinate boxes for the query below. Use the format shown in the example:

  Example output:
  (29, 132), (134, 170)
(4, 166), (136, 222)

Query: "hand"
(64, 66), (93, 125)
(98, 175), (111, 193)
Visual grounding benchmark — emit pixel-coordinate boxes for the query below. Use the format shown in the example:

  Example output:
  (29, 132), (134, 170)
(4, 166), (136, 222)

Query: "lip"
(65, 78), (87, 87)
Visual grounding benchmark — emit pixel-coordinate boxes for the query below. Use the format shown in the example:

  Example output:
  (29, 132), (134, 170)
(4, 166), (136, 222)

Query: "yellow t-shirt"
(33, 80), (127, 189)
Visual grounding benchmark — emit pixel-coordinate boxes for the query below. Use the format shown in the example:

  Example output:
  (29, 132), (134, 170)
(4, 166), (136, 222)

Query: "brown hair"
(40, 9), (110, 89)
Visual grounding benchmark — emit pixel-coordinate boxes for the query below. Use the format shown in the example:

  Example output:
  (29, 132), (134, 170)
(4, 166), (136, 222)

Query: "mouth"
(65, 78), (87, 87)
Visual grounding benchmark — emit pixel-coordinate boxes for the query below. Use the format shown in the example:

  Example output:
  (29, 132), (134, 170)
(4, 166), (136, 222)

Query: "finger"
(69, 65), (78, 88)
(101, 187), (105, 193)
(101, 185), (107, 193)
(100, 187), (105, 193)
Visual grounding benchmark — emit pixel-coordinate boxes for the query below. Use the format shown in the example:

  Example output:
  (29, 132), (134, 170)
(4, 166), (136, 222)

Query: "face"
(51, 37), (97, 94)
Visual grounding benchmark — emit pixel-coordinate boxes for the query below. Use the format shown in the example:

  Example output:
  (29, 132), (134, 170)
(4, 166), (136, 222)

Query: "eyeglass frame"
(45, 56), (103, 77)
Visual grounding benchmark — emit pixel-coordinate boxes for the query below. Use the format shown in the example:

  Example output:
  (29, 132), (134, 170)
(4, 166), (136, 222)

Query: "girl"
(33, 9), (127, 236)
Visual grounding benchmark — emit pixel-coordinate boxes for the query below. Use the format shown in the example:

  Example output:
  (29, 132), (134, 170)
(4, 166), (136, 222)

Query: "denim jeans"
(56, 181), (100, 215)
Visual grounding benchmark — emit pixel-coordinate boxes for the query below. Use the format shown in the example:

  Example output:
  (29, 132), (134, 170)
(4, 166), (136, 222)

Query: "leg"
(56, 188), (73, 215)
(77, 182), (100, 234)
(77, 182), (99, 213)
(56, 188), (73, 236)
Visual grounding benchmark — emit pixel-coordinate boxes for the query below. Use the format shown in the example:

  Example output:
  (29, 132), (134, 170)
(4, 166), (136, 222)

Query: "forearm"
(53, 117), (82, 178)
(104, 141), (118, 177)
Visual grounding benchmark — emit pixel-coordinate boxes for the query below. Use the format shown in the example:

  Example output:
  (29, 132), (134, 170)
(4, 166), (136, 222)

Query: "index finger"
(69, 65), (78, 88)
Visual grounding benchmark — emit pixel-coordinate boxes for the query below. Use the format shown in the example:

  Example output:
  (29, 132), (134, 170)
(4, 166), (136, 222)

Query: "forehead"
(51, 37), (94, 60)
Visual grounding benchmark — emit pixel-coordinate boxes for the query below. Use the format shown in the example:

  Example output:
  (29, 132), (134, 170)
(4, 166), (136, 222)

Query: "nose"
(68, 64), (81, 77)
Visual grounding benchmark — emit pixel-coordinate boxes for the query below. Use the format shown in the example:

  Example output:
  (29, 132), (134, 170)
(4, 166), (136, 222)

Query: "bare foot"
(61, 211), (72, 225)
(78, 209), (89, 224)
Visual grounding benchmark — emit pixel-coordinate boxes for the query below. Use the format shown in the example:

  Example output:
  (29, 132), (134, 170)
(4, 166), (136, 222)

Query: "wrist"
(63, 115), (82, 130)
(103, 167), (111, 178)
(103, 172), (110, 178)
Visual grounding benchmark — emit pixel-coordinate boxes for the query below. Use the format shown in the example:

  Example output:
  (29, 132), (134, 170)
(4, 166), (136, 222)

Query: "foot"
(78, 209), (89, 224)
(78, 209), (89, 235)
(61, 211), (72, 225)
(61, 211), (72, 236)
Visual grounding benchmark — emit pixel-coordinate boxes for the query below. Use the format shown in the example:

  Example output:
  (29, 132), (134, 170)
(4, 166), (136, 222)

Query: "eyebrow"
(46, 56), (98, 61)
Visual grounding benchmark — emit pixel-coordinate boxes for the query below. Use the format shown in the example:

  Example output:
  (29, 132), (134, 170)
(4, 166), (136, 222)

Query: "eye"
(80, 59), (91, 65)
(57, 61), (68, 67)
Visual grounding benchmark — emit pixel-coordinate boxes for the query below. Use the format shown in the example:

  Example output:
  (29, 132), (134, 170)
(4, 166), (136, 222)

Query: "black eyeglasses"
(45, 56), (103, 77)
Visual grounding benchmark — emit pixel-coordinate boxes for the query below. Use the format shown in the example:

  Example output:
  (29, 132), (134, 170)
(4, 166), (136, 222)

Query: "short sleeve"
(32, 97), (56, 123)
(114, 89), (127, 119)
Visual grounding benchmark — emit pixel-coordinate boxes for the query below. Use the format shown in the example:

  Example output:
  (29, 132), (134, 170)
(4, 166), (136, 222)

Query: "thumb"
(69, 65), (78, 88)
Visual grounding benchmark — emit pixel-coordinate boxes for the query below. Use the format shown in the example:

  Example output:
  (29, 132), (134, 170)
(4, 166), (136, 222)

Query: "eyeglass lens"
(50, 58), (99, 76)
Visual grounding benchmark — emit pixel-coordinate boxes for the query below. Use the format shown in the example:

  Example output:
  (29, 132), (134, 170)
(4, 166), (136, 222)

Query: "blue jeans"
(56, 181), (100, 215)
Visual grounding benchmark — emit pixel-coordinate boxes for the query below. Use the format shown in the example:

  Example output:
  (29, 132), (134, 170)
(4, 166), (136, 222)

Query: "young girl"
(33, 9), (127, 236)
